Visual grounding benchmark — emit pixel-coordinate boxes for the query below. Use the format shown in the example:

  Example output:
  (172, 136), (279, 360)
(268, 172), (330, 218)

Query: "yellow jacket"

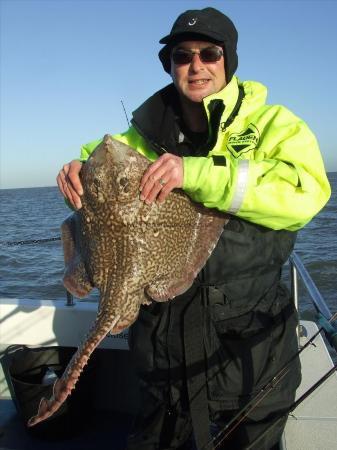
(80, 76), (331, 231)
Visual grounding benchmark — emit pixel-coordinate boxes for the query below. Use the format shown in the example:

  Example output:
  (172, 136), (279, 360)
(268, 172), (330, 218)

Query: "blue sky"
(1, 0), (337, 188)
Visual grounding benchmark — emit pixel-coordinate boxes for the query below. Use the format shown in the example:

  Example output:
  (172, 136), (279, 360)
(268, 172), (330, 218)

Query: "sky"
(1, 0), (337, 189)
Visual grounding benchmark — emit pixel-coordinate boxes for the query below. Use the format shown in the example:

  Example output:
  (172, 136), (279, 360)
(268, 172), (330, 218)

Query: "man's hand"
(140, 153), (183, 204)
(56, 160), (83, 209)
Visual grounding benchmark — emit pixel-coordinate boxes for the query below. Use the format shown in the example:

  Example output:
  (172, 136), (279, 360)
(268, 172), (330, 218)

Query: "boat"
(0, 251), (336, 449)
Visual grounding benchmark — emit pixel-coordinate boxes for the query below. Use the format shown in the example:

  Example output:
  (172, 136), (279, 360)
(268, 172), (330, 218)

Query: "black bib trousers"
(127, 218), (301, 450)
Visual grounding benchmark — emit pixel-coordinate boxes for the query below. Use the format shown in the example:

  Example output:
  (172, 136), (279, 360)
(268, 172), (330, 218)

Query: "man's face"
(170, 40), (227, 104)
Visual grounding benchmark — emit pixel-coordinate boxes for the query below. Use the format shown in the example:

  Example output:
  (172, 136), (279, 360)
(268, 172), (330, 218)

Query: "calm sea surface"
(0, 173), (336, 315)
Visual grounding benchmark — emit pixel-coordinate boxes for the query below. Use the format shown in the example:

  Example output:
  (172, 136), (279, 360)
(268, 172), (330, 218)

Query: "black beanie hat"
(158, 7), (238, 82)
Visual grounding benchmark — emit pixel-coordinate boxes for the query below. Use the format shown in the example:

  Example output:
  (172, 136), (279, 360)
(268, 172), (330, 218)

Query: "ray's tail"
(27, 313), (120, 427)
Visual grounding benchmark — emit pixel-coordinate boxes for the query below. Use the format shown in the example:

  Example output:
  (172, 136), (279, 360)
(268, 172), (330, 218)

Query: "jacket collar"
(203, 76), (240, 125)
(131, 84), (182, 155)
(131, 77), (242, 155)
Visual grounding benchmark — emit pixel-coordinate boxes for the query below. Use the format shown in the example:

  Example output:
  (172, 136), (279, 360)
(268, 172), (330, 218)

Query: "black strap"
(184, 293), (213, 450)
(212, 155), (227, 166)
(220, 85), (245, 132)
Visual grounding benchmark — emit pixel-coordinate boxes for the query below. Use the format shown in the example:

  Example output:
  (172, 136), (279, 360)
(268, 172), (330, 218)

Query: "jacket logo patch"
(227, 124), (260, 158)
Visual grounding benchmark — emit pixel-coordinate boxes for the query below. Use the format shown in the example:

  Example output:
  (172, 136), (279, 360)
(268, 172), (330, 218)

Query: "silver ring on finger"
(159, 178), (166, 186)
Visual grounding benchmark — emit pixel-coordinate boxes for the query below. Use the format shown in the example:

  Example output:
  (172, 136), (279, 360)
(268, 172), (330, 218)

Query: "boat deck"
(283, 320), (337, 450)
(0, 312), (336, 450)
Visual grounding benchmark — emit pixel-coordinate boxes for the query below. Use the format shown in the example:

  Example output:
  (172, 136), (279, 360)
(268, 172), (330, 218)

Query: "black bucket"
(1, 345), (96, 439)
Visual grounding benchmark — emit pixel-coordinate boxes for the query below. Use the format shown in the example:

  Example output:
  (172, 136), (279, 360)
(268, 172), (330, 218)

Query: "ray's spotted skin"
(27, 135), (228, 427)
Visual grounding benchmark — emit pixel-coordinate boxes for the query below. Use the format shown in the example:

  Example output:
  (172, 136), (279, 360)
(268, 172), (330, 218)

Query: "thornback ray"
(27, 134), (229, 427)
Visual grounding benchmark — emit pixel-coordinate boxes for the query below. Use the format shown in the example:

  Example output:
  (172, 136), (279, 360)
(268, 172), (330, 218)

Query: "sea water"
(0, 174), (336, 314)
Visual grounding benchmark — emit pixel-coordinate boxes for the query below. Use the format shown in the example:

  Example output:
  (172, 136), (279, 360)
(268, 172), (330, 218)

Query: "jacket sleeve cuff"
(182, 156), (231, 207)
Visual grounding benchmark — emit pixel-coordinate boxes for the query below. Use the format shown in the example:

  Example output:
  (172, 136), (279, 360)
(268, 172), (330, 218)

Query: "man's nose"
(189, 53), (204, 72)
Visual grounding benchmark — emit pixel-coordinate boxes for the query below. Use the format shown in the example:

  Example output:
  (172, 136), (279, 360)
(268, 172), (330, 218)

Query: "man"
(57, 7), (331, 450)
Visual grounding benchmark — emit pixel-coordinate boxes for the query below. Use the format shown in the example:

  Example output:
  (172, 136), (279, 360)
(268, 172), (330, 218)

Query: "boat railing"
(289, 251), (337, 353)
(63, 251), (337, 351)
(66, 290), (74, 306)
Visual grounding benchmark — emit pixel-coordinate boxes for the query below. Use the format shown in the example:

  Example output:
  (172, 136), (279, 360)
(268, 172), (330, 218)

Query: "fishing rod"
(202, 311), (337, 450)
(121, 99), (130, 127)
(243, 361), (337, 450)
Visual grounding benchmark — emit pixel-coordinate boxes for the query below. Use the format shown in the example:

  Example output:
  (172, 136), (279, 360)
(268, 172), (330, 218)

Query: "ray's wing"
(61, 213), (93, 297)
(146, 208), (228, 301)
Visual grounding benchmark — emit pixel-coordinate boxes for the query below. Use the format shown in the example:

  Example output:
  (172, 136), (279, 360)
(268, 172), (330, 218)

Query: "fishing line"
(0, 236), (61, 246)
(202, 311), (337, 450)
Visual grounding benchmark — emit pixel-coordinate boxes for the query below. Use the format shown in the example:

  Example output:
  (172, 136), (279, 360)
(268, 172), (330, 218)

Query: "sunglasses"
(171, 47), (223, 65)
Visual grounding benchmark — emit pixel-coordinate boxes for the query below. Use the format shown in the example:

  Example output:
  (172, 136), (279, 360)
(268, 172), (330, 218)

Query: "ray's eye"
(119, 177), (129, 192)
